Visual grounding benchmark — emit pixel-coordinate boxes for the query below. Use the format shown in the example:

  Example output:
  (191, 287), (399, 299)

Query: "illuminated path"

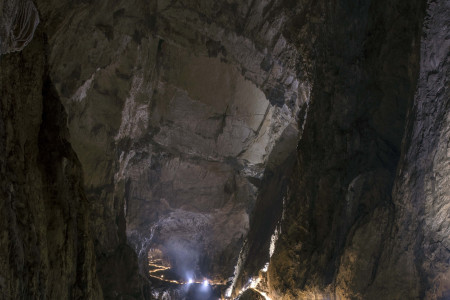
(147, 255), (269, 299)
(148, 257), (226, 286)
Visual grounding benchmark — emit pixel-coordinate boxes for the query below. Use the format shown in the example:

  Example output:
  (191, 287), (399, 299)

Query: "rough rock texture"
(230, 146), (296, 295)
(1, 0), (448, 299)
(34, 1), (152, 297)
(0, 0), (40, 54)
(0, 29), (102, 299)
(238, 289), (265, 300)
(267, 0), (449, 299)
(365, 1), (450, 298)
(33, 0), (304, 286)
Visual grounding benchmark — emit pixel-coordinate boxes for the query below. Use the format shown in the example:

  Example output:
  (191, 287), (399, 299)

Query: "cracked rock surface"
(35, 0), (303, 289)
(268, 0), (450, 299)
(0, 28), (102, 299)
(0, 0), (448, 299)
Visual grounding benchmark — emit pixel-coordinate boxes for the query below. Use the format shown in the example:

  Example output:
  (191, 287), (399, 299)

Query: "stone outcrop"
(238, 289), (265, 300)
(365, 1), (450, 298)
(35, 0), (303, 287)
(268, 0), (449, 299)
(0, 28), (101, 299)
(0, 0), (39, 54)
(1, 0), (448, 299)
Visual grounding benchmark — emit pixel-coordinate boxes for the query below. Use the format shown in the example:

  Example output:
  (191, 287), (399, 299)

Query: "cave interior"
(0, 0), (449, 299)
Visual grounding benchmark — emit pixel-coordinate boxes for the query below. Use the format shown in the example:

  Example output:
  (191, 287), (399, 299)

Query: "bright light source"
(203, 280), (209, 286)
(188, 279), (193, 284)
(225, 288), (232, 298)
(262, 262), (269, 272)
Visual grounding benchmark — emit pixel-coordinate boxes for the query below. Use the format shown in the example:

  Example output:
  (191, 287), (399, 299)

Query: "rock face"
(238, 289), (266, 300)
(0, 29), (102, 298)
(365, 1), (450, 298)
(1, 0), (448, 299)
(35, 0), (303, 287)
(0, 0), (40, 54)
(267, 0), (450, 299)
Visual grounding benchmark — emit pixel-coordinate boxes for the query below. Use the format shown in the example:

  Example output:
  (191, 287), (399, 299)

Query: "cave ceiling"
(38, 0), (304, 283)
(2, 0), (448, 299)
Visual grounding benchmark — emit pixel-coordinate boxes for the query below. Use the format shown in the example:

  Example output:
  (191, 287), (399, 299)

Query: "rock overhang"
(40, 0), (305, 290)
